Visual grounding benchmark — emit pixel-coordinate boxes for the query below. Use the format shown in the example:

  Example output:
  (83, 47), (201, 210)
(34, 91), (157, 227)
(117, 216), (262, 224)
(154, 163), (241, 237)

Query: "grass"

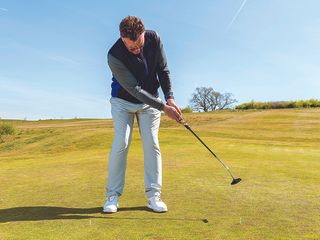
(0, 108), (319, 239)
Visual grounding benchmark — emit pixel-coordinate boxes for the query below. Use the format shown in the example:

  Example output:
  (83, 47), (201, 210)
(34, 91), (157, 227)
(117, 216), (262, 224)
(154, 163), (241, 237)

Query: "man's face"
(121, 32), (145, 55)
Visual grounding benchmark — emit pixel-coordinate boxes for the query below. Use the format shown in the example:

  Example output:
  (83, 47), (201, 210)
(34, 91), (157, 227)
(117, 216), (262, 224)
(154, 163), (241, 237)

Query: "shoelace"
(107, 196), (117, 202)
(154, 194), (161, 202)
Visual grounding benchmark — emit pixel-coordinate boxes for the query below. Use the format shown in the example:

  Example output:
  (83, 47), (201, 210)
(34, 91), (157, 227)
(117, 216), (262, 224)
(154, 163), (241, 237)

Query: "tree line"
(236, 99), (320, 110)
(185, 87), (320, 112)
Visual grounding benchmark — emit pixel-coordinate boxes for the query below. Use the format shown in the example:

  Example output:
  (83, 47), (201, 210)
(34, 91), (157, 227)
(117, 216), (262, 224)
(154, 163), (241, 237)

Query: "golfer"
(103, 16), (182, 213)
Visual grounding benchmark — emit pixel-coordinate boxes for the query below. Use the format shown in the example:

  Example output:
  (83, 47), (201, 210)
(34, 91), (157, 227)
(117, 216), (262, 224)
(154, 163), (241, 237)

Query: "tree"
(190, 87), (237, 112)
(219, 92), (237, 109)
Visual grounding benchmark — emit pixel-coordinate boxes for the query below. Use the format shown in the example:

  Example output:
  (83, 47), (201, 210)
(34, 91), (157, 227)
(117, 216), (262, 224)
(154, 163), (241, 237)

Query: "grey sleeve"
(108, 54), (165, 111)
(157, 36), (174, 101)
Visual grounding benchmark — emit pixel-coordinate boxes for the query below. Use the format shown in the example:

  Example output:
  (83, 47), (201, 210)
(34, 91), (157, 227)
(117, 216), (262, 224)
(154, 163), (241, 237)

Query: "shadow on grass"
(0, 206), (103, 223)
(0, 206), (206, 223)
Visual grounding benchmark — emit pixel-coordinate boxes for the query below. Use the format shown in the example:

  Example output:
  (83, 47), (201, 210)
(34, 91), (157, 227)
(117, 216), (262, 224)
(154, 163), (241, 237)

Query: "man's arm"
(157, 37), (174, 101)
(108, 54), (165, 111)
(156, 36), (181, 115)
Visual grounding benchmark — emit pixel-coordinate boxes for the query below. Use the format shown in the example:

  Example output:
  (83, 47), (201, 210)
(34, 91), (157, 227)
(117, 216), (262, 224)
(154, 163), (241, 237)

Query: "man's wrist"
(159, 103), (165, 111)
(165, 92), (174, 101)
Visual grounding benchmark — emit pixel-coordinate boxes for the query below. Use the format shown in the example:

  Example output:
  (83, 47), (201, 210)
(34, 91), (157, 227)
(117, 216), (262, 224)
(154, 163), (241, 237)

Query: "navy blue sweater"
(108, 30), (174, 111)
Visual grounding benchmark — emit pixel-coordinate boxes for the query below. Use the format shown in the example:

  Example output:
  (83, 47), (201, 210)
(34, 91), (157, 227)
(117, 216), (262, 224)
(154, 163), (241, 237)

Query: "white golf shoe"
(103, 195), (119, 213)
(147, 193), (168, 213)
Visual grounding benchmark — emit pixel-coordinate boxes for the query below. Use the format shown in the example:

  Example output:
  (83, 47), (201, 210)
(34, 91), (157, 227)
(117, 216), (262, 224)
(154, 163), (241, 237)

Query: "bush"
(0, 123), (15, 143)
(181, 106), (193, 113)
(236, 99), (320, 110)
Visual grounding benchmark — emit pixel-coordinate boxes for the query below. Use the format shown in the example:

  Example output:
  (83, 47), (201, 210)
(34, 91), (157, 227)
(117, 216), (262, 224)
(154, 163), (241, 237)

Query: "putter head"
(231, 178), (241, 185)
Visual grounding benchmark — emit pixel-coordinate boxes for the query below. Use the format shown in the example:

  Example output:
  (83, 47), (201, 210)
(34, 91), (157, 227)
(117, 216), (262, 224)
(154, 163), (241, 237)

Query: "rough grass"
(0, 109), (319, 239)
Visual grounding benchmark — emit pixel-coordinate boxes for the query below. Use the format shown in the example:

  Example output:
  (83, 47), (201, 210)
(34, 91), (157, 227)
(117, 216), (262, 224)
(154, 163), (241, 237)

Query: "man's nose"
(134, 49), (141, 54)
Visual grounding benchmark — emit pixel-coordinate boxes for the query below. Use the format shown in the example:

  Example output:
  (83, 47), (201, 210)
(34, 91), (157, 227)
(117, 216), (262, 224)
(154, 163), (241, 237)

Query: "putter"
(180, 119), (241, 185)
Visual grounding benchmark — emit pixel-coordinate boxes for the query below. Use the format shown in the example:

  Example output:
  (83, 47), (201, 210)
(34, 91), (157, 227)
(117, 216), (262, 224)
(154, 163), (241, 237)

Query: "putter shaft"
(180, 120), (240, 183)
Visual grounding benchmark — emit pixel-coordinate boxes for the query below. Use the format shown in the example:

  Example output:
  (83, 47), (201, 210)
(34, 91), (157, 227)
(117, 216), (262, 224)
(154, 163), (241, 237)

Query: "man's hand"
(166, 98), (182, 115)
(163, 104), (182, 123)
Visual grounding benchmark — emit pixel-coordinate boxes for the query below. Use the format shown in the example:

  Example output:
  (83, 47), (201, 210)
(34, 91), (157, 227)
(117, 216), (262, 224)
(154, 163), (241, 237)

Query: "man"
(103, 16), (182, 213)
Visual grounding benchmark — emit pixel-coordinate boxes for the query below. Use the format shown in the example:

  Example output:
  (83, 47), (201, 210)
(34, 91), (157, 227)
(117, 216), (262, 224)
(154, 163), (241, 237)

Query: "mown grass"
(0, 109), (319, 239)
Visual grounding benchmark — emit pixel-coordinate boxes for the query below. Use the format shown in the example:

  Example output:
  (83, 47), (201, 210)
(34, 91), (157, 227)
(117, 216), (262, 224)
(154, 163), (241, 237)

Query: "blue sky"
(1, 0), (319, 120)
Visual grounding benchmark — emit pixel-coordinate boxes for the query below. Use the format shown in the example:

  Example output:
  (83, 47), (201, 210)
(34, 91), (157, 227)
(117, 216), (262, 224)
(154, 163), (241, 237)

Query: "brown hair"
(119, 16), (145, 41)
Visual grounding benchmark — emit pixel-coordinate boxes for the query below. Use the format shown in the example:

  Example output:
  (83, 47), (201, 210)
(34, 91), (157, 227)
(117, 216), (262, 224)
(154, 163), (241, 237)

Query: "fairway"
(0, 109), (319, 239)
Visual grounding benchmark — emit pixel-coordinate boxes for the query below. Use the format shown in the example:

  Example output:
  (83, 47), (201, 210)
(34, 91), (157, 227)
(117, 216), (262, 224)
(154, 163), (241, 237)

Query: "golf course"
(0, 108), (319, 240)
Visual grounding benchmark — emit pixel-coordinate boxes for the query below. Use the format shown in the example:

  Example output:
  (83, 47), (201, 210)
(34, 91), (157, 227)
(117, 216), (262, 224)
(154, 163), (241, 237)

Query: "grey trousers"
(106, 97), (162, 199)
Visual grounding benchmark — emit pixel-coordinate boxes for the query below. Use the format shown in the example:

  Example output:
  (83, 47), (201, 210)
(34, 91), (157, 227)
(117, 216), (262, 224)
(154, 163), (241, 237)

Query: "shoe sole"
(147, 204), (168, 213)
(102, 208), (117, 213)
(102, 204), (119, 213)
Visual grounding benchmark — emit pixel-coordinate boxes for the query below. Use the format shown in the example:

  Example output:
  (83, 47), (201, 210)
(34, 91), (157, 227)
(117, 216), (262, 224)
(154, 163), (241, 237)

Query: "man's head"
(120, 16), (145, 54)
